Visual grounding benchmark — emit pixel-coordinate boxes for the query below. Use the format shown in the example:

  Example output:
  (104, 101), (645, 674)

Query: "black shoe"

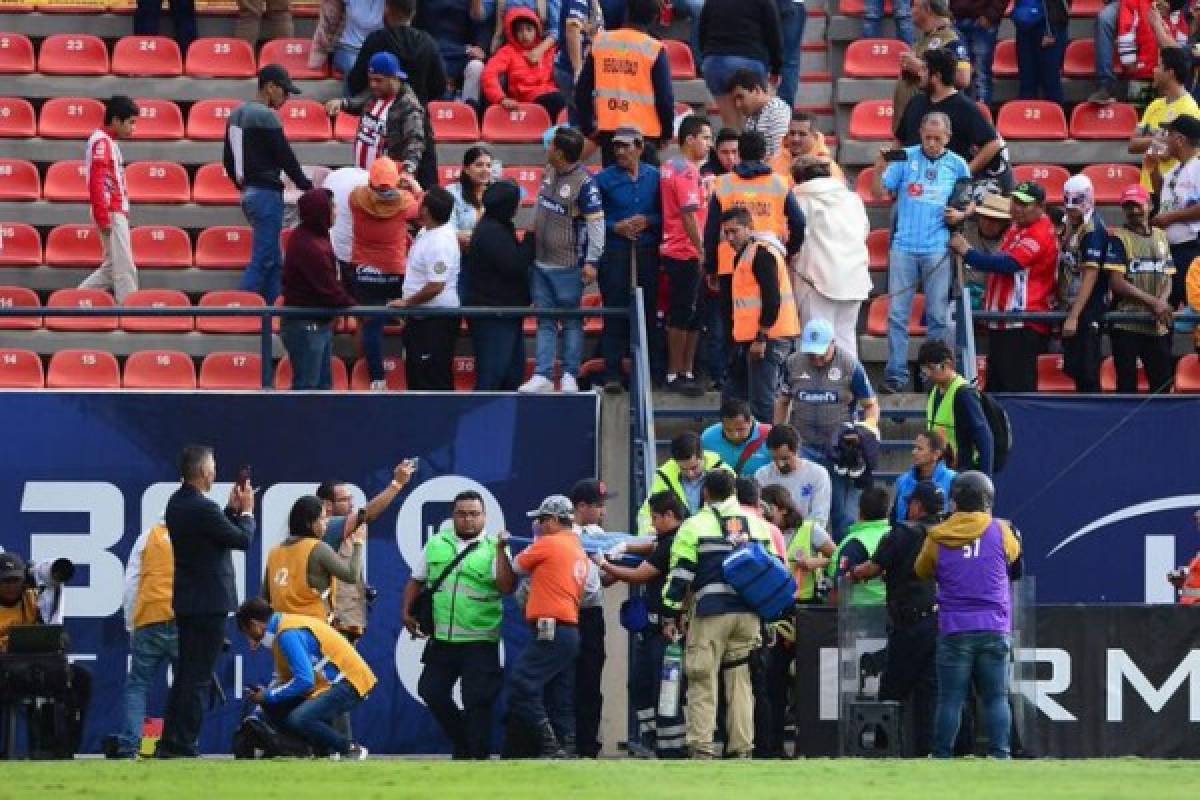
(538, 722), (566, 759)
(102, 734), (135, 760)
(880, 379), (904, 395)
(678, 377), (704, 397)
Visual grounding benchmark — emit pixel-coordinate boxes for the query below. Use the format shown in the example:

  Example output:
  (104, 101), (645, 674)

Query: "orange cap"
(369, 157), (400, 191)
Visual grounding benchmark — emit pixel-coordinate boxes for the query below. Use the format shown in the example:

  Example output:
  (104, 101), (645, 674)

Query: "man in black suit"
(158, 445), (255, 758)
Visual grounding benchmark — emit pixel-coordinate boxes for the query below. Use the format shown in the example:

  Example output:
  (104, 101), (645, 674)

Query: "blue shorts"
(701, 55), (768, 96)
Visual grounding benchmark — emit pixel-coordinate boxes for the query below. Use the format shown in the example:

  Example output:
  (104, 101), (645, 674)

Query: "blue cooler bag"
(722, 541), (797, 622)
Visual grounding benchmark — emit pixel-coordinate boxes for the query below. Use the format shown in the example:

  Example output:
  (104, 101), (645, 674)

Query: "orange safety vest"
(591, 28), (663, 138)
(132, 523), (175, 630)
(769, 150), (795, 188)
(272, 613), (378, 699)
(1182, 554), (1200, 606)
(265, 537), (329, 621)
(731, 238), (800, 343)
(0, 588), (39, 653)
(713, 171), (791, 276)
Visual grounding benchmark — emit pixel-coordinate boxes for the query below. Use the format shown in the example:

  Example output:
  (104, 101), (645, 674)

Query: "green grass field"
(3, 759), (1200, 800)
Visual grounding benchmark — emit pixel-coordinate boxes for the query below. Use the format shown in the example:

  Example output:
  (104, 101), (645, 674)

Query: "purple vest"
(934, 521), (1012, 636)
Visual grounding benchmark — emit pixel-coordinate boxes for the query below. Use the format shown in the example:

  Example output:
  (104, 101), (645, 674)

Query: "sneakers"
(560, 373), (580, 393)
(518, 374), (555, 393)
(880, 379), (905, 395)
(368, 380), (387, 392)
(332, 744), (369, 761)
(1087, 84), (1120, 104)
(667, 376), (704, 398)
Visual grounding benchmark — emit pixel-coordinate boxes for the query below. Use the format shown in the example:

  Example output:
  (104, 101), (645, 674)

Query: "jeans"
(865, 0), (913, 44)
(352, 273), (405, 383)
(472, 317), (526, 390)
(933, 632), (1012, 759)
(598, 244), (664, 382)
(697, 279), (729, 385)
(1015, 24), (1068, 102)
(281, 319), (334, 390)
(778, 1), (809, 109)
(160, 613), (227, 757)
(114, 622), (179, 756)
(508, 624), (581, 743)
(702, 55), (768, 97)
(679, 0), (706, 62)
(240, 187), (285, 304)
(724, 337), (794, 425)
(418, 639), (503, 759)
(956, 20), (998, 104)
(134, 0), (197, 52)
(262, 679), (363, 755)
(554, 65), (578, 126)
(886, 248), (953, 387)
(1096, 0), (1118, 88)
(531, 265), (584, 378)
(808, 448), (861, 539)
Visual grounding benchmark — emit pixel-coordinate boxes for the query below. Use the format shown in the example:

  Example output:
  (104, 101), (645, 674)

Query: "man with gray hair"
(873, 113), (971, 394)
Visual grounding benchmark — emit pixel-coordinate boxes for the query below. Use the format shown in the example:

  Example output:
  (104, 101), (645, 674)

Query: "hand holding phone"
(881, 148), (908, 163)
(237, 465), (252, 490)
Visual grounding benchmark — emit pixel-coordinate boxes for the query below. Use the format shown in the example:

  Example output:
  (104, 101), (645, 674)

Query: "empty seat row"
(843, 38), (1098, 81)
(848, 98), (1134, 141)
(854, 162), (1140, 208)
(0, 222), (260, 268)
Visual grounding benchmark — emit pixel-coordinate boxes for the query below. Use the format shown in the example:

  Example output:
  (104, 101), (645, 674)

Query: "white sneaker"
(560, 373), (579, 393)
(518, 374), (555, 393)
(331, 744), (369, 761)
(369, 380), (387, 392)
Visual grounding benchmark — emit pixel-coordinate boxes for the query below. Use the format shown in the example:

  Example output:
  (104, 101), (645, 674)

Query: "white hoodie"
(791, 177), (872, 302)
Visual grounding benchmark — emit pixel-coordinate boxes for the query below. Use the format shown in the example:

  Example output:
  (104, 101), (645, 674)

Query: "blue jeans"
(263, 679), (363, 755)
(472, 317), (526, 390)
(864, 0), (913, 44)
(933, 632), (1012, 759)
(679, 0), (706, 62)
(778, 1), (808, 109)
(598, 244), (664, 383)
(115, 621), (178, 756)
(956, 20), (998, 104)
(531, 265), (584, 378)
(508, 624), (581, 741)
(1096, 0), (1118, 87)
(353, 273), (405, 383)
(702, 55), (768, 97)
(886, 248), (953, 387)
(240, 187), (285, 304)
(1016, 24), (1068, 102)
(698, 282), (728, 386)
(808, 447), (861, 539)
(280, 318), (334, 390)
(723, 337), (794, 426)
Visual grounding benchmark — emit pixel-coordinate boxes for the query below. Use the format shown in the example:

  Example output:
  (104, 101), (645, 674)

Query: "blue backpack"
(715, 511), (797, 621)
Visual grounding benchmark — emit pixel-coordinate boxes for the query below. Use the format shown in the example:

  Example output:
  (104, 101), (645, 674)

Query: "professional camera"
(830, 423), (880, 489)
(25, 558), (75, 591)
(946, 177), (975, 233)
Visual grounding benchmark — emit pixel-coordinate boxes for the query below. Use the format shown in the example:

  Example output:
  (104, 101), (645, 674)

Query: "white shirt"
(403, 221), (461, 307)
(1160, 155), (1200, 245)
(754, 459), (832, 528)
(323, 166), (369, 264)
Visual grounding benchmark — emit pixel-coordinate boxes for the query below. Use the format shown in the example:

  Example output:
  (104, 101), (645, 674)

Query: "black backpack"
(972, 385), (1012, 474)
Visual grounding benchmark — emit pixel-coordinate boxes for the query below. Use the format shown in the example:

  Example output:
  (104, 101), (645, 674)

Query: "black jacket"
(165, 484), (255, 616)
(698, 0), (784, 75)
(348, 25), (449, 106)
(873, 518), (938, 625)
(222, 101), (312, 192)
(463, 180), (534, 307)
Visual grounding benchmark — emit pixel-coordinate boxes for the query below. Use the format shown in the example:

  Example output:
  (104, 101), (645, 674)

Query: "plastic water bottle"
(658, 641), (683, 718)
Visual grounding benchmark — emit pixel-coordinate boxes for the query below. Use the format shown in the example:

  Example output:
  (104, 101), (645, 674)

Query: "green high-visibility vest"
(927, 374), (967, 458)
(785, 521), (818, 600)
(427, 528), (503, 643)
(828, 519), (890, 607)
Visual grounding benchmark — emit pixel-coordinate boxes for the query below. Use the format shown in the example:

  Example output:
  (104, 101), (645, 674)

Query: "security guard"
(263, 495), (363, 622)
(574, 0), (674, 165)
(661, 469), (782, 759)
(570, 478), (612, 759)
(636, 431), (733, 533)
(1169, 509), (1200, 605)
(827, 486), (891, 606)
(401, 490), (514, 759)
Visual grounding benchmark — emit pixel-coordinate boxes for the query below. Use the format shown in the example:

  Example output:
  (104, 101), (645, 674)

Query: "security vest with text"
(732, 238), (800, 343)
(927, 374), (967, 459)
(713, 171), (790, 276)
(591, 29), (663, 137)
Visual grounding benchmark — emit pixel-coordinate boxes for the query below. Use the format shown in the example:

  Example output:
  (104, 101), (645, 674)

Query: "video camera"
(25, 558), (75, 591)
(946, 177), (975, 233)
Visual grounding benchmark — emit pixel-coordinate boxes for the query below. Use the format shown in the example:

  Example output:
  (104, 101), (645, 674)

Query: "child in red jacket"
(482, 7), (567, 122)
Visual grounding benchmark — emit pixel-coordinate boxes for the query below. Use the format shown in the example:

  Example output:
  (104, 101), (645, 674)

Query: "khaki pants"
(80, 213), (137, 302)
(683, 611), (761, 758)
(234, 0), (292, 43)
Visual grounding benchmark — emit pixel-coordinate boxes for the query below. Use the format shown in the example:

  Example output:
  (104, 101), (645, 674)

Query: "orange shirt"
(515, 531), (588, 624)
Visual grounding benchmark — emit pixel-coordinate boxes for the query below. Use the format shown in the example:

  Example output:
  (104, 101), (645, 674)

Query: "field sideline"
(3, 759), (1200, 799)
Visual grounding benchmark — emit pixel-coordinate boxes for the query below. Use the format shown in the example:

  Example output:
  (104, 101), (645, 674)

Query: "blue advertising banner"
(0, 391), (599, 754)
(994, 396), (1200, 603)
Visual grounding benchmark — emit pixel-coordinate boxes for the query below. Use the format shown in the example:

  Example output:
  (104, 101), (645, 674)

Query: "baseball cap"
(910, 481), (946, 517)
(800, 318), (835, 355)
(1011, 181), (1046, 205)
(975, 192), (1012, 220)
(258, 64), (301, 95)
(1164, 113), (1200, 140)
(369, 156), (400, 191)
(569, 479), (616, 505)
(1120, 184), (1151, 207)
(1062, 175), (1094, 209)
(612, 125), (644, 145)
(526, 494), (575, 520)
(368, 51), (407, 80)
(0, 552), (26, 582)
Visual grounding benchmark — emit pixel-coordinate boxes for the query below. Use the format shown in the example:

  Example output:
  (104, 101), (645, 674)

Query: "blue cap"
(801, 318), (835, 355)
(368, 52), (407, 80)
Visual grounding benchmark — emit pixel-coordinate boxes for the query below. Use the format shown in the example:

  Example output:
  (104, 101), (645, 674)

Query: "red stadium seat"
(0, 33), (35, 74)
(37, 33), (108, 75)
(334, 111), (358, 142)
(196, 290), (266, 333)
(0, 97), (36, 137)
(42, 159), (88, 202)
(350, 357), (407, 390)
(199, 351), (262, 389)
(662, 38), (695, 79)
(482, 103), (552, 144)
(279, 99), (331, 142)
(1070, 0), (1103, 15)
(45, 224), (102, 267)
(1069, 101), (1137, 140)
(843, 39), (909, 79)
(429, 101), (480, 143)
(1012, 164), (1069, 204)
(275, 356), (349, 390)
(45, 288), (117, 331)
(195, 225), (251, 269)
(439, 165), (463, 186)
(1175, 354), (1200, 393)
(865, 293), (926, 337)
(848, 99), (895, 140)
(131, 226), (192, 269)
(185, 37), (255, 78)
(452, 355), (476, 391)
(39, 97), (105, 139)
(1100, 355), (1149, 392)
(125, 161), (190, 204)
(129, 98), (185, 141)
(582, 291), (603, 334)
(502, 166), (543, 207)
(120, 288), (193, 331)
(996, 100), (1068, 140)
(1036, 353), (1076, 392)
(840, 0), (892, 14)
(1081, 163), (1140, 203)
(854, 167), (889, 207)
(111, 35), (182, 76)
(0, 158), (40, 200)
(1063, 38), (1095, 78)
(866, 228), (889, 272)
(0, 223), (41, 265)
(123, 349), (197, 389)
(259, 38), (326, 78)
(46, 349), (120, 388)
(192, 163), (240, 205)
(0, 348), (44, 388)
(186, 98), (243, 140)
(992, 39), (1017, 78)
(0, 286), (41, 330)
